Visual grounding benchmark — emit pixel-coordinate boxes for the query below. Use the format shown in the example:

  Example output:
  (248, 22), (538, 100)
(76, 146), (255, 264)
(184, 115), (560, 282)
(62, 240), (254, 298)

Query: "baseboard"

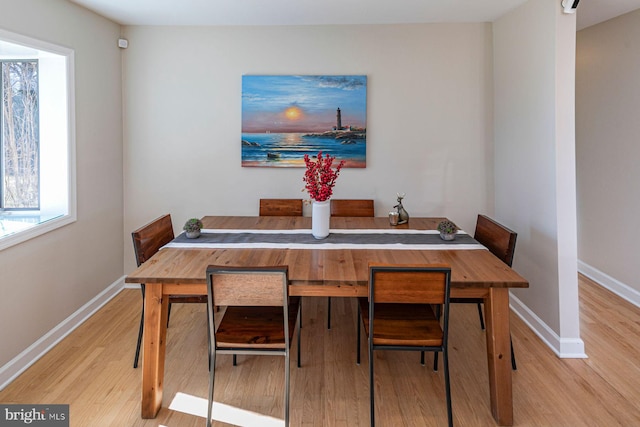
(512, 261), (639, 358)
(509, 293), (587, 359)
(578, 260), (640, 309)
(0, 275), (126, 391)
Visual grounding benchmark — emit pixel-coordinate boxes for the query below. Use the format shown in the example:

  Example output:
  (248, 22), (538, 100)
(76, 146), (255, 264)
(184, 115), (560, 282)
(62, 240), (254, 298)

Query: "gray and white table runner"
(163, 228), (486, 251)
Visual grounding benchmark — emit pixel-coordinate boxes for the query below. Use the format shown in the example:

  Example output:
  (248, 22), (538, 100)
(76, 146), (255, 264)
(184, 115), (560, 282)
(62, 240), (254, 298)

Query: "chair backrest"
(369, 263), (451, 305)
(131, 214), (174, 267)
(473, 214), (517, 267)
(330, 199), (374, 217)
(259, 199), (303, 216)
(206, 265), (289, 307)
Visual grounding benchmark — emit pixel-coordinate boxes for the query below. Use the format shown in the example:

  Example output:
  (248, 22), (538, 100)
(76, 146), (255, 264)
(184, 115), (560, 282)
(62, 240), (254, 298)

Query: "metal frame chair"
(450, 214), (518, 370)
(330, 199), (374, 218)
(131, 214), (208, 368)
(259, 198), (303, 216)
(206, 265), (301, 427)
(327, 199), (375, 329)
(258, 198), (304, 331)
(357, 264), (453, 427)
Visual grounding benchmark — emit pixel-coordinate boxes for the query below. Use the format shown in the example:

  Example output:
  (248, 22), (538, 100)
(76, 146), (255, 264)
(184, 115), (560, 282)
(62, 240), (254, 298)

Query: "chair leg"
(285, 350), (291, 427)
(420, 351), (425, 366)
(233, 354), (237, 366)
(369, 344), (375, 426)
(356, 304), (361, 365)
(167, 302), (173, 327)
(133, 284), (145, 369)
(443, 348), (453, 427)
(207, 343), (216, 427)
(206, 308), (211, 371)
(433, 304), (441, 371)
(297, 305), (302, 368)
(477, 303), (485, 330)
(327, 297), (332, 329)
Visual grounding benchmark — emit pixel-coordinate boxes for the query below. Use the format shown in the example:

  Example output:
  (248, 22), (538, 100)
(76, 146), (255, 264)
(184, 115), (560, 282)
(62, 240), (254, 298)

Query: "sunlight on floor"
(169, 392), (284, 426)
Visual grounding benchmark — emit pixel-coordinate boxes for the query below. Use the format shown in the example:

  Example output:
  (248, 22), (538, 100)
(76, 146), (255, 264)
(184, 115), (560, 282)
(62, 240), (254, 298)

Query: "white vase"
(312, 200), (330, 239)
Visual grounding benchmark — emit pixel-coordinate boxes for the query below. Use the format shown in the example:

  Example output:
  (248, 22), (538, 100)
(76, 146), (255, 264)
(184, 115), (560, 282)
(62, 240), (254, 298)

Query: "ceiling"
(68, 0), (640, 30)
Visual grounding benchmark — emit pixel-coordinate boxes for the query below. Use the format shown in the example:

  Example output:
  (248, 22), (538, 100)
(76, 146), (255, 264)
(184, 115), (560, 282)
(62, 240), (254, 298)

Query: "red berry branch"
(302, 151), (345, 202)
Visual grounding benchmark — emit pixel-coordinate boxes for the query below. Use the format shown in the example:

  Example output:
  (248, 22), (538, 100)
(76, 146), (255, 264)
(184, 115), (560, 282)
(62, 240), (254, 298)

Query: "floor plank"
(1, 275), (640, 426)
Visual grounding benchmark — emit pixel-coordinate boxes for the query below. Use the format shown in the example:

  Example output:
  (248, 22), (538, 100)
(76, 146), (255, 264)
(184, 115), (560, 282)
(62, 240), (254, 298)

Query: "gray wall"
(0, 0), (123, 368)
(122, 23), (495, 272)
(0, 0), (587, 380)
(576, 9), (640, 300)
(493, 0), (582, 356)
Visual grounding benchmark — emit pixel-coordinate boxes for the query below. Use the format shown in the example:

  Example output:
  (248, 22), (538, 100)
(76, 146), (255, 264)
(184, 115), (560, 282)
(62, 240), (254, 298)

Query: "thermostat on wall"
(118, 38), (128, 49)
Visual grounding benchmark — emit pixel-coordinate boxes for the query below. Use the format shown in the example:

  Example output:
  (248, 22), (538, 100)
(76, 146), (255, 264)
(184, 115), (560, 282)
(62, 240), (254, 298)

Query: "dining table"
(124, 215), (529, 426)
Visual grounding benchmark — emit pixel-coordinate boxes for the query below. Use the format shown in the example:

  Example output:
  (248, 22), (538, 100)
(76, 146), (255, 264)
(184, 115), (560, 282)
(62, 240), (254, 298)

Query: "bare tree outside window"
(1, 60), (39, 209)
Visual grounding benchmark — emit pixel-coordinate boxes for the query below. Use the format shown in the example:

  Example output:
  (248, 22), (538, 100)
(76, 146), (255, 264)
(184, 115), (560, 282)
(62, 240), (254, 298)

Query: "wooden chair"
(330, 199), (374, 217)
(451, 214), (518, 370)
(356, 264), (453, 427)
(258, 198), (304, 330)
(205, 265), (301, 427)
(259, 198), (303, 216)
(131, 214), (208, 369)
(326, 199), (375, 329)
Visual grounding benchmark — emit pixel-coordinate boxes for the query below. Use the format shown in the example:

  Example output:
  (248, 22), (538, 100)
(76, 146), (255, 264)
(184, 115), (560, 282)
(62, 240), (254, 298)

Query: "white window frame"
(0, 29), (76, 251)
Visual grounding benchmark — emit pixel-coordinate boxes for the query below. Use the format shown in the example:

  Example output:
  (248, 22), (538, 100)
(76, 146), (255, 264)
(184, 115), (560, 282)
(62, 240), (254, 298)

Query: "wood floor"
(1, 274), (640, 426)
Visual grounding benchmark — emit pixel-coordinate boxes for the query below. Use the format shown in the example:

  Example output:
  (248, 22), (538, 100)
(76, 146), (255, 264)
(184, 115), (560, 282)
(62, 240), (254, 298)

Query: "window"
(1, 60), (40, 210)
(0, 30), (76, 249)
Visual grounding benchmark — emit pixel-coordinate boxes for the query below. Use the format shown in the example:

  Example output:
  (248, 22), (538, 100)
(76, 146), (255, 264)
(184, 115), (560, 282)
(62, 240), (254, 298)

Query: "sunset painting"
(241, 75), (367, 168)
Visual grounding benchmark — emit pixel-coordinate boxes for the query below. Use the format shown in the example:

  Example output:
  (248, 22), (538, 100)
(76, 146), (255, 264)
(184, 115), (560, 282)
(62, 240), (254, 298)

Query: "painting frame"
(241, 75), (367, 168)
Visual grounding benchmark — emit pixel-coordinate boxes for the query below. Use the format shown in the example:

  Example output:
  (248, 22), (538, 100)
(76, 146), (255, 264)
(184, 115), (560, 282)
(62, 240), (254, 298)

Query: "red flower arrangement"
(302, 151), (345, 202)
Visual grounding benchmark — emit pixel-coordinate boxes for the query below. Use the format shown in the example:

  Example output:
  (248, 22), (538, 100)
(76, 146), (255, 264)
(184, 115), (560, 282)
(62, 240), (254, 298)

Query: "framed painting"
(241, 75), (367, 168)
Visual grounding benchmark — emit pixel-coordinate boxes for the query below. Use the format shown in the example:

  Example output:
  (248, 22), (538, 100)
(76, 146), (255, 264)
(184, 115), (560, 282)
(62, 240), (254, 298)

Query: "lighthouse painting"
(241, 75), (367, 168)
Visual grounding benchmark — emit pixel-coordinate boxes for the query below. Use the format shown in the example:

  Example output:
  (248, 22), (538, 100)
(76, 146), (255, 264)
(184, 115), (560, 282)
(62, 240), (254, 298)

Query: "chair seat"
(216, 297), (300, 349)
(358, 298), (443, 347)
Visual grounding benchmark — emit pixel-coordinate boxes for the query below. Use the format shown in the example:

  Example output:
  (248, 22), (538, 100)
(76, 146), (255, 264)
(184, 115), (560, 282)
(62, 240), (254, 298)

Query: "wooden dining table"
(125, 215), (528, 426)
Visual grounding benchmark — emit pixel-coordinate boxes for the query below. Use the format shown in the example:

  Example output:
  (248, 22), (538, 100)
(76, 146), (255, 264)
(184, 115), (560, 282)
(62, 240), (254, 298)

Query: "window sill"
(0, 212), (75, 251)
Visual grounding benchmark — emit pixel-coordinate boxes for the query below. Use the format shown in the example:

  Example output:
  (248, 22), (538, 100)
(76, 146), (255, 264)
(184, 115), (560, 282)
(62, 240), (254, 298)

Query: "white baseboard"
(511, 261), (639, 359)
(510, 293), (587, 359)
(3, 270), (606, 389)
(578, 260), (640, 309)
(0, 275), (126, 391)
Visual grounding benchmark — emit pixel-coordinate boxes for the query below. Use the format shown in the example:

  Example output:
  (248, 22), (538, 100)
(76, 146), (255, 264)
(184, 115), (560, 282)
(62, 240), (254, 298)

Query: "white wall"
(576, 9), (640, 302)
(0, 0), (123, 370)
(0, 0), (587, 381)
(493, 0), (583, 357)
(122, 23), (495, 272)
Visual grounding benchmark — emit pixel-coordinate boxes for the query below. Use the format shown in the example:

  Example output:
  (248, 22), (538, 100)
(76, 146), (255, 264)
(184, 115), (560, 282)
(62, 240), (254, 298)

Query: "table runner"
(163, 228), (486, 251)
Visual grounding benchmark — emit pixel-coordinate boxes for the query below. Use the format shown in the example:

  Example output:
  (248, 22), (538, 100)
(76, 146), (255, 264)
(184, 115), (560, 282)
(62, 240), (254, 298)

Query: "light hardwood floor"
(1, 274), (640, 426)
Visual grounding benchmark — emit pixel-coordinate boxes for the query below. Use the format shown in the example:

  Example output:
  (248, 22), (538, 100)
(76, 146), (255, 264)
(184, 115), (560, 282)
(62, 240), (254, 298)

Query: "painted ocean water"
(241, 133), (366, 168)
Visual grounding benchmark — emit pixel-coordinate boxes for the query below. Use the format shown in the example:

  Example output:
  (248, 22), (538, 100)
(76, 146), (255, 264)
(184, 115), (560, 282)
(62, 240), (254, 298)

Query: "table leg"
(141, 283), (169, 418)
(484, 287), (513, 426)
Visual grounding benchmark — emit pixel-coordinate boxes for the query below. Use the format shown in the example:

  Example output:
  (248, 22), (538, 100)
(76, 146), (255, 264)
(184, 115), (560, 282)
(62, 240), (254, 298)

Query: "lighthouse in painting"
(336, 107), (342, 130)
